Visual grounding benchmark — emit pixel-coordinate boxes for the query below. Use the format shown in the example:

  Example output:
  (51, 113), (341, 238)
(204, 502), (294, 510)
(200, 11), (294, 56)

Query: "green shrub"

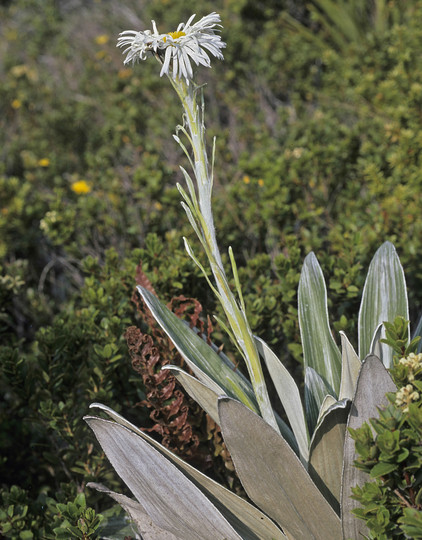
(350, 318), (422, 539)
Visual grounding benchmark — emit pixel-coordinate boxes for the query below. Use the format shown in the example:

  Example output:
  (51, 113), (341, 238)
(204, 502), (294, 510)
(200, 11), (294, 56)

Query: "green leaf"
(316, 394), (337, 424)
(305, 366), (333, 434)
(369, 323), (383, 359)
(358, 242), (409, 368)
(339, 331), (361, 400)
(370, 461), (398, 478)
(298, 252), (342, 396)
(73, 492), (86, 508)
(398, 507), (422, 538)
(137, 286), (259, 413)
(95, 504), (138, 539)
(87, 404), (286, 540)
(18, 532), (34, 540)
(218, 397), (342, 540)
(254, 336), (309, 464)
(341, 355), (397, 540)
(412, 312), (422, 354)
(164, 364), (296, 452)
(309, 399), (351, 514)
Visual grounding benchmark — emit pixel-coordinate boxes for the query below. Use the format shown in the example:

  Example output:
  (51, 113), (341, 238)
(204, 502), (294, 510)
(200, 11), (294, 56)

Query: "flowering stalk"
(170, 77), (279, 432)
(117, 13), (279, 431)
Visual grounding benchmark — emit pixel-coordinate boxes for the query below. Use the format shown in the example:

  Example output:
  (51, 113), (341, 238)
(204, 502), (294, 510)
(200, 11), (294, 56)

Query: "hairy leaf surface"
(298, 252), (342, 395)
(358, 242), (408, 368)
(87, 404), (285, 540)
(218, 397), (342, 540)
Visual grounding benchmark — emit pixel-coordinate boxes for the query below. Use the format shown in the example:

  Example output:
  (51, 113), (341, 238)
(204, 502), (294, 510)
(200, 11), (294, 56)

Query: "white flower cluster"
(395, 383), (420, 413)
(117, 13), (225, 82)
(399, 351), (422, 381)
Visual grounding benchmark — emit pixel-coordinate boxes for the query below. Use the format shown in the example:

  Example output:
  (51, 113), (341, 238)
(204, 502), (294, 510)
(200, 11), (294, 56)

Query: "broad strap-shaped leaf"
(339, 331), (361, 400)
(166, 363), (298, 455)
(255, 336), (309, 464)
(369, 323), (383, 359)
(412, 311), (422, 354)
(316, 394), (337, 425)
(218, 397), (342, 540)
(305, 366), (334, 434)
(88, 404), (286, 540)
(163, 364), (296, 452)
(87, 482), (180, 540)
(298, 252), (342, 395)
(138, 286), (259, 413)
(358, 241), (408, 368)
(162, 365), (220, 423)
(341, 355), (396, 539)
(309, 399), (351, 514)
(85, 416), (243, 540)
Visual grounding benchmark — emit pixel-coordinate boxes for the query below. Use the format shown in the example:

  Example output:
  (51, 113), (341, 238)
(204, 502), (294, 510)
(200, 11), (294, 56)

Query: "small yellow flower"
(11, 99), (22, 109)
(118, 68), (133, 79)
(242, 175), (250, 184)
(71, 180), (91, 194)
(95, 34), (109, 45)
(6, 29), (18, 41)
(154, 201), (163, 211)
(10, 64), (28, 77)
(95, 50), (107, 60)
(258, 179), (264, 187)
(38, 158), (50, 167)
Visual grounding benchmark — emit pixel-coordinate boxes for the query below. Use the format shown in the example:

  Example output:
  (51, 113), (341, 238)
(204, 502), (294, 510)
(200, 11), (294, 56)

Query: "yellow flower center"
(164, 30), (186, 42)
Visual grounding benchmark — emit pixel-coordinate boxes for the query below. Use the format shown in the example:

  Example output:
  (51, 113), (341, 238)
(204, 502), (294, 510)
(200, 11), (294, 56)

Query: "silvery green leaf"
(254, 336), (309, 464)
(316, 394), (337, 425)
(218, 397), (342, 540)
(162, 365), (220, 423)
(358, 241), (408, 368)
(339, 331), (361, 400)
(298, 252), (342, 395)
(412, 311), (422, 354)
(88, 482), (178, 539)
(162, 364), (296, 453)
(369, 322), (383, 360)
(88, 404), (286, 540)
(341, 355), (396, 539)
(85, 416), (243, 540)
(309, 399), (351, 514)
(305, 366), (334, 434)
(138, 286), (259, 413)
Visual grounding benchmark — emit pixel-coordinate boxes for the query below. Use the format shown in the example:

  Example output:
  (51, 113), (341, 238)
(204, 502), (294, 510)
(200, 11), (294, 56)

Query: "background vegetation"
(1, 0), (422, 536)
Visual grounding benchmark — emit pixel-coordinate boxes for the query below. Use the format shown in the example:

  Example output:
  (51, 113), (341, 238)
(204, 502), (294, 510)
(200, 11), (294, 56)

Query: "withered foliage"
(125, 262), (239, 488)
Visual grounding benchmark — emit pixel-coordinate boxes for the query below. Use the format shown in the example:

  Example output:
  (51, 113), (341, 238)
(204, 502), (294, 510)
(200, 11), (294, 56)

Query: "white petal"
(160, 46), (173, 77)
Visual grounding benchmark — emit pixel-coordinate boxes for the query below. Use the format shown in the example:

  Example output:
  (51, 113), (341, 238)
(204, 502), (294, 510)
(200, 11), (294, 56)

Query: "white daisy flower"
(117, 12), (225, 83)
(117, 20), (163, 64)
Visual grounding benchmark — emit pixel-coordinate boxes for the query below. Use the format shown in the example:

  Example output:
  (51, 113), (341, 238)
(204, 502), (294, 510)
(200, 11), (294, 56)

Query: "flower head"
(117, 13), (225, 83)
(71, 180), (91, 195)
